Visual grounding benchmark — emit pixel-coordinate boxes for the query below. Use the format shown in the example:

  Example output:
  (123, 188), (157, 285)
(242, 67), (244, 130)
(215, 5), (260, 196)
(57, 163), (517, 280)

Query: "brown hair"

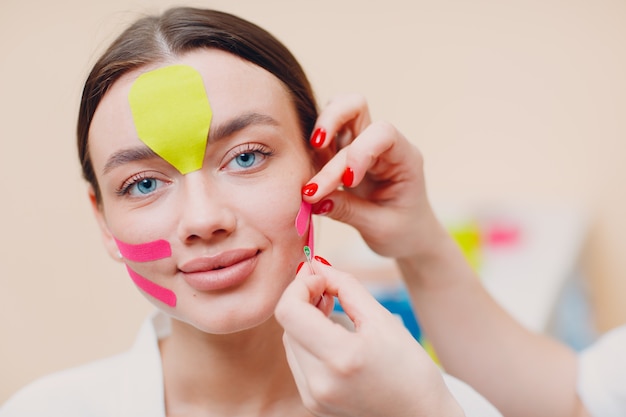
(77, 7), (318, 203)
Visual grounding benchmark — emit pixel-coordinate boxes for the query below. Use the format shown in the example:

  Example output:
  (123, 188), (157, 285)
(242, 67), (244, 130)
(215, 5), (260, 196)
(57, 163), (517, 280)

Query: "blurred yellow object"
(420, 337), (442, 367)
(448, 220), (482, 272)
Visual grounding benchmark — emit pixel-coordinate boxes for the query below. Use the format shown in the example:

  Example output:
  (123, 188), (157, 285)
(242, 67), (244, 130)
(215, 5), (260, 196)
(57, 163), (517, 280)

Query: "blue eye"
(223, 143), (273, 172)
(116, 171), (169, 198)
(235, 152), (256, 168)
(126, 177), (164, 196)
(135, 178), (157, 194)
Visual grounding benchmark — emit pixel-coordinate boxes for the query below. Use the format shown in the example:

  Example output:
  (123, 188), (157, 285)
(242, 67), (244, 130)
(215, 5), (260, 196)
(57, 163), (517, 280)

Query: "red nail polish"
(301, 183), (318, 197)
(313, 199), (333, 215)
(296, 262), (304, 273)
(310, 128), (326, 148)
(314, 255), (332, 266)
(342, 167), (354, 187)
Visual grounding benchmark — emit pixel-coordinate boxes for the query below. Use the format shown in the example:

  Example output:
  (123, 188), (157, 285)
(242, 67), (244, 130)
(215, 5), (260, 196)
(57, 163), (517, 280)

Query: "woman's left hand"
(274, 259), (464, 417)
(302, 94), (442, 260)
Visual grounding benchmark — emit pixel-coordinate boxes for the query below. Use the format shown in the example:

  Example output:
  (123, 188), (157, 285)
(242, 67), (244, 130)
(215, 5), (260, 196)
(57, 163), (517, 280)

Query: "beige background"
(2, 0), (626, 402)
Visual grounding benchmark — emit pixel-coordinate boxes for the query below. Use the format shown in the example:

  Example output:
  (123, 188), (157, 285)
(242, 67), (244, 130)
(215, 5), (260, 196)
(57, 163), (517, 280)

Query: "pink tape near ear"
(307, 218), (314, 254)
(295, 202), (311, 236)
(295, 201), (314, 255)
(125, 265), (177, 307)
(115, 237), (171, 262)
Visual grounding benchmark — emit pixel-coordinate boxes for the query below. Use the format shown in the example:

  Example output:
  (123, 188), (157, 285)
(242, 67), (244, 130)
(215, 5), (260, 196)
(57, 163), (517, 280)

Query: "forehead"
(89, 49), (299, 169)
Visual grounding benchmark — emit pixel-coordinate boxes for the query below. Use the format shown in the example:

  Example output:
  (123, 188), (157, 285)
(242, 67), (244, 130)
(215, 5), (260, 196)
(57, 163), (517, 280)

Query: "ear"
(88, 186), (123, 263)
(311, 145), (335, 172)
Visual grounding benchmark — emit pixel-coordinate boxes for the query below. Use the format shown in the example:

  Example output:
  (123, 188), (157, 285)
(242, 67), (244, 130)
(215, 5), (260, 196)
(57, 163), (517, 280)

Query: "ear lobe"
(88, 186), (123, 263)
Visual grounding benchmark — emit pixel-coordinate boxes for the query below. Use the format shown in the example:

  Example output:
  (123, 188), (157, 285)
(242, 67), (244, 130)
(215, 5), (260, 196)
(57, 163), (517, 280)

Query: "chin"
(170, 299), (280, 336)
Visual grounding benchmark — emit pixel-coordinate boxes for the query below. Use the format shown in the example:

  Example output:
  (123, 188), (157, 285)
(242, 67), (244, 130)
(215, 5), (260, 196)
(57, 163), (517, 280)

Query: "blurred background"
(2, 0), (626, 402)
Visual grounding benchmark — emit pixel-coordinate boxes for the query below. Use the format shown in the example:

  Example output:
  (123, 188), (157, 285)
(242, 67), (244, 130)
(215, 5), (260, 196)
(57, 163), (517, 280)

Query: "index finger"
(275, 272), (353, 359)
(303, 120), (416, 203)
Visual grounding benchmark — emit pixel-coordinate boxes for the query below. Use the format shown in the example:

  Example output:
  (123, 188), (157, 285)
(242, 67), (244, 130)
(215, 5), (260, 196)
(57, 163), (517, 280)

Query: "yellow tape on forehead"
(128, 65), (212, 174)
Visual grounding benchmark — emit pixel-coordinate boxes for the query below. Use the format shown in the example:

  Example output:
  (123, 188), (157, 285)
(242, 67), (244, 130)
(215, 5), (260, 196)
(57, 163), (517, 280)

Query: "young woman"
(1, 7), (501, 416)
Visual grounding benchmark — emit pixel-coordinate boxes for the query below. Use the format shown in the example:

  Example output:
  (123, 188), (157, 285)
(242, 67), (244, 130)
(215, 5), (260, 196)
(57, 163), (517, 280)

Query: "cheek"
(233, 178), (306, 243)
(245, 193), (300, 234)
(102, 198), (177, 245)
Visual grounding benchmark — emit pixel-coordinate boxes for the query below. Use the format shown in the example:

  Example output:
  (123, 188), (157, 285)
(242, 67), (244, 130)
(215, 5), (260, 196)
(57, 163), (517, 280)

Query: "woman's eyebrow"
(209, 112), (279, 143)
(102, 113), (279, 174)
(103, 145), (159, 174)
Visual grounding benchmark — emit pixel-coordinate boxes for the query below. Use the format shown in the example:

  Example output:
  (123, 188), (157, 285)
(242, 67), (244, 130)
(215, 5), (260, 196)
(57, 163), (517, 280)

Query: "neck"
(160, 317), (309, 417)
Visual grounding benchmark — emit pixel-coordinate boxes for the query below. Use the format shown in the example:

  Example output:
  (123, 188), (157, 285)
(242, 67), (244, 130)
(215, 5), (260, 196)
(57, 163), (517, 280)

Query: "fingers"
(275, 267), (348, 360)
(277, 262), (458, 416)
(305, 122), (422, 232)
(310, 93), (372, 151)
(275, 261), (390, 361)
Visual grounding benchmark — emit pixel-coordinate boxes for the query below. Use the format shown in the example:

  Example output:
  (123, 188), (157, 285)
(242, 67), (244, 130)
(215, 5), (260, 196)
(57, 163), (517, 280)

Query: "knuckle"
(308, 380), (340, 406)
(371, 120), (398, 138)
(273, 302), (288, 323)
(329, 339), (367, 377)
(348, 93), (367, 109)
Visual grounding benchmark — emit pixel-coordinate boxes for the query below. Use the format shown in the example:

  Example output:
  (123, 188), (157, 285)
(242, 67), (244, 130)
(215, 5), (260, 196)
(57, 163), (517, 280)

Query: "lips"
(179, 248), (259, 291)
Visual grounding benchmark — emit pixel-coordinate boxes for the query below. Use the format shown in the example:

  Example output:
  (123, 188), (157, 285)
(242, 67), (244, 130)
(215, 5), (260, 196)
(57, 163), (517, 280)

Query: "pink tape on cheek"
(114, 237), (171, 262)
(295, 201), (312, 236)
(125, 265), (177, 307)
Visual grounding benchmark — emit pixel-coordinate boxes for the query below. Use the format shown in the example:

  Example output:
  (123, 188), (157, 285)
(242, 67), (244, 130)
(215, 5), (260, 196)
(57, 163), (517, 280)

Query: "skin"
(87, 49), (468, 416)
(276, 261), (465, 417)
(89, 49), (317, 416)
(301, 95), (592, 417)
(276, 95), (468, 416)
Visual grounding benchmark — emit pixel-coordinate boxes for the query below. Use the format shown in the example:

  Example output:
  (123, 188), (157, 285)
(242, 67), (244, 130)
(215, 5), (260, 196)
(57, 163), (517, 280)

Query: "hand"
(303, 94), (442, 260)
(274, 259), (464, 417)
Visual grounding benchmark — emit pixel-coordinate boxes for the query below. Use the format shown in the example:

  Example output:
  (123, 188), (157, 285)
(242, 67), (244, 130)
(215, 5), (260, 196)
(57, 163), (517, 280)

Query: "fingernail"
(296, 262), (304, 273)
(310, 128), (326, 148)
(301, 183), (318, 197)
(313, 199), (333, 215)
(314, 255), (332, 266)
(342, 167), (354, 187)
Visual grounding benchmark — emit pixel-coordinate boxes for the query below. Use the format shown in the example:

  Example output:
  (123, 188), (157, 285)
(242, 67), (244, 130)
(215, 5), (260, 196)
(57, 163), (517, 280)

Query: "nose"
(176, 172), (237, 244)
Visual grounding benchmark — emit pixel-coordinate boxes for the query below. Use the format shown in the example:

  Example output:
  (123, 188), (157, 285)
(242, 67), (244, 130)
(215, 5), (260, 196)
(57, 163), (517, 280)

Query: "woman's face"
(88, 49), (315, 334)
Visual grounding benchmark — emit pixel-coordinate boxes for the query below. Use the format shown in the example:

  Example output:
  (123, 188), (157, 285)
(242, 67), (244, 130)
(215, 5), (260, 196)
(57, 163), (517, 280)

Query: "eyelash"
(114, 143), (274, 197)
(223, 143), (274, 170)
(115, 171), (165, 196)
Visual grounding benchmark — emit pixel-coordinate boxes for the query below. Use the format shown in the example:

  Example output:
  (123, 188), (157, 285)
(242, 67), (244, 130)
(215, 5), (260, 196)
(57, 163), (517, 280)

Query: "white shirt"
(578, 324), (626, 417)
(1, 312), (501, 416)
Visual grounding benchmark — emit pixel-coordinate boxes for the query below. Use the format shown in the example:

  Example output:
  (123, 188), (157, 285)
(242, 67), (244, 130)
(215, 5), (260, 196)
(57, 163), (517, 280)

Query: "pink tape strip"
(308, 216), (315, 256)
(295, 201), (312, 236)
(125, 265), (177, 307)
(115, 237), (172, 262)
(295, 200), (315, 256)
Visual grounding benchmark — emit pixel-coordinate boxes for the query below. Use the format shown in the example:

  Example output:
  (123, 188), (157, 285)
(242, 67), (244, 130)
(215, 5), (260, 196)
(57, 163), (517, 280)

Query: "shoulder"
(1, 313), (167, 417)
(577, 324), (626, 417)
(0, 353), (130, 417)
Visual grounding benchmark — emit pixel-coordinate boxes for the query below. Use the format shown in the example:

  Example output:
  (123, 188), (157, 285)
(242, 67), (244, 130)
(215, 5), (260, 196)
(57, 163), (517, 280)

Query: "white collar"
(115, 311), (168, 417)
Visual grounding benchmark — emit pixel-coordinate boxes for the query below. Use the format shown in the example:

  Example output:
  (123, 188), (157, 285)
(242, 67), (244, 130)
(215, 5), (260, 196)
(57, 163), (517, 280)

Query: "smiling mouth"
(180, 249), (260, 291)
